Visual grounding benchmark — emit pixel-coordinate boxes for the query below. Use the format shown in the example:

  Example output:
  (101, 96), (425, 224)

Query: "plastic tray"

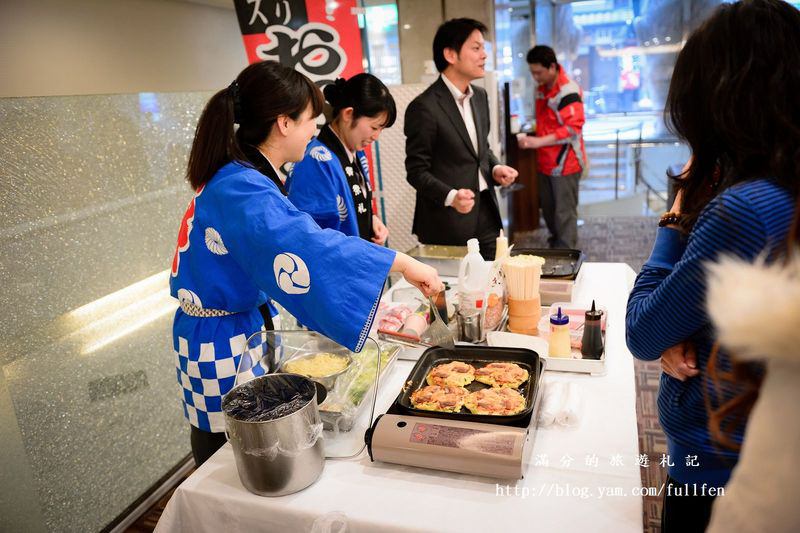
(318, 342), (401, 432)
(392, 345), (542, 427)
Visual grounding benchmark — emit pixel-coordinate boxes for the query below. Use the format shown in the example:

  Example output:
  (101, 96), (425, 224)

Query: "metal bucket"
(222, 373), (326, 496)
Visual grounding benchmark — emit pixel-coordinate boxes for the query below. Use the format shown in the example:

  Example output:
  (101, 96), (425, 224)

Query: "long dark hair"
(666, 0), (800, 230)
(324, 73), (397, 128)
(186, 60), (324, 190)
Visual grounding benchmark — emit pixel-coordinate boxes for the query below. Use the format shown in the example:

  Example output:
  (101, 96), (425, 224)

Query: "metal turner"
(421, 294), (455, 349)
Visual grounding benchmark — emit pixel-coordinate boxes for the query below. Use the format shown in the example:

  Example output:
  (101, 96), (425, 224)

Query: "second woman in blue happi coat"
(287, 74), (394, 245)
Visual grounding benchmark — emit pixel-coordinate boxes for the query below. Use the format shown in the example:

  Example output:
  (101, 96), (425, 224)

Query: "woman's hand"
(391, 253), (443, 297)
(670, 156), (693, 214)
(371, 215), (389, 245)
(660, 342), (700, 381)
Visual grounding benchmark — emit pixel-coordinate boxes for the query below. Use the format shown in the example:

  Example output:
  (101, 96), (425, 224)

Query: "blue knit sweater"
(626, 178), (794, 486)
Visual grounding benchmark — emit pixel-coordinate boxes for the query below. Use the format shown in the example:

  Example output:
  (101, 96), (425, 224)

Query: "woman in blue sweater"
(626, 1), (800, 531)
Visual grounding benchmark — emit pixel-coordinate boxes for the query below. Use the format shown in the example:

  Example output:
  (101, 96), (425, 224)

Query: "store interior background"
(4, 0), (795, 531)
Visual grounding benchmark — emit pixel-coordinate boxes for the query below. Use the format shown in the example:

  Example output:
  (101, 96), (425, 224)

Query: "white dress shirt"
(440, 73), (491, 207)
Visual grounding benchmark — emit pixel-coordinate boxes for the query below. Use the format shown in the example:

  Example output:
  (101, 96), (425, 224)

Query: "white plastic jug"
(458, 239), (489, 315)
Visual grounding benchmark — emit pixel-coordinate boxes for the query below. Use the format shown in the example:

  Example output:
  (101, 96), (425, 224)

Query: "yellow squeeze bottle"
(549, 307), (572, 358)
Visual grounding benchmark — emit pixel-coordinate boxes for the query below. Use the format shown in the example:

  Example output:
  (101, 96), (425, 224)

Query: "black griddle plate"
(392, 345), (541, 428)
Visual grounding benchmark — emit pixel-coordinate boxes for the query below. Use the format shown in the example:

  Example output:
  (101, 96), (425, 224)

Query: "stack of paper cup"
(502, 255), (546, 336)
(507, 296), (541, 335)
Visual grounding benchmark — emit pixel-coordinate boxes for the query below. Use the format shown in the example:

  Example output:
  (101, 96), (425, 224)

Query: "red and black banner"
(233, 0), (377, 203)
(233, 0), (365, 84)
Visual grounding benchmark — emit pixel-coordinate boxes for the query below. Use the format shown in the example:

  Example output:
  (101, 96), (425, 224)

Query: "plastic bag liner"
(223, 374), (315, 422)
(222, 374), (327, 496)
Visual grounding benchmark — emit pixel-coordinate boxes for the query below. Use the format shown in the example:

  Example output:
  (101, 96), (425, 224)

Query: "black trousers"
(661, 476), (717, 533)
(476, 189), (502, 261)
(538, 172), (580, 249)
(187, 305), (276, 467)
(190, 425), (227, 467)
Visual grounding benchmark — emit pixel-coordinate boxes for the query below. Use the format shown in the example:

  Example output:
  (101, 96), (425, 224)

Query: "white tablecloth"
(156, 263), (642, 533)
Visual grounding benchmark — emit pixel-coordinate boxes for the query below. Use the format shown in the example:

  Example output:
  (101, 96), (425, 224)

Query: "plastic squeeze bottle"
(580, 300), (604, 359)
(494, 229), (509, 261)
(458, 239), (489, 316)
(549, 307), (572, 358)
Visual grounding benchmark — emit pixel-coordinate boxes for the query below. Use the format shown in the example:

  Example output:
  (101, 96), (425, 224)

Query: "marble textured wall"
(0, 92), (207, 532)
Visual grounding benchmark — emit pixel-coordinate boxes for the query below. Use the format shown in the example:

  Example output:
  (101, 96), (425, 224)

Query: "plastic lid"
(585, 300), (603, 321)
(467, 238), (480, 253)
(550, 306), (569, 325)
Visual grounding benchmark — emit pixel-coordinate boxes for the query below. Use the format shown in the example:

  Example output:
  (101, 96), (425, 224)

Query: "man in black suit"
(405, 18), (518, 260)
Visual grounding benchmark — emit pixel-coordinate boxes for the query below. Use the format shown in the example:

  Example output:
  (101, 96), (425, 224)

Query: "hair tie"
(324, 78), (347, 108)
(228, 80), (242, 124)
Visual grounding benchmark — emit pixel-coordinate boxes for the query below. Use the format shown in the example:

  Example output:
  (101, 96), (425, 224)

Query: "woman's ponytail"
(185, 61), (324, 190)
(325, 73), (396, 128)
(186, 87), (242, 190)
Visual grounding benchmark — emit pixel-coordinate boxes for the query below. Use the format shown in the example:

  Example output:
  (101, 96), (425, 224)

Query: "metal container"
(510, 248), (585, 280)
(279, 352), (352, 391)
(457, 310), (483, 343)
(222, 373), (326, 497)
(406, 244), (468, 277)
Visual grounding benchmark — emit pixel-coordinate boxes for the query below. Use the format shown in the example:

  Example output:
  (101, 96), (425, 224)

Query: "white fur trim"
(707, 254), (800, 362)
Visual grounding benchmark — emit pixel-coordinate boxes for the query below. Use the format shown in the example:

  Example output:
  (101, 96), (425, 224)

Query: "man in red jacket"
(518, 45), (586, 249)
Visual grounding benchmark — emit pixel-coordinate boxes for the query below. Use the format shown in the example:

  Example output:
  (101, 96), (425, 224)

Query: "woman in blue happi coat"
(287, 74), (393, 245)
(169, 61), (441, 465)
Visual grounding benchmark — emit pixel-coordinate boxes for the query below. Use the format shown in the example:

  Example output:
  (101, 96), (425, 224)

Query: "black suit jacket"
(404, 77), (501, 245)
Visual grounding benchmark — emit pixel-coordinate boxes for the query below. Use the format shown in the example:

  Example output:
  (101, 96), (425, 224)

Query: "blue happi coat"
(286, 129), (371, 237)
(169, 159), (395, 432)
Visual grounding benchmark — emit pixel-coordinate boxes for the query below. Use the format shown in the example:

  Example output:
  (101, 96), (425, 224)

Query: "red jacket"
(535, 68), (586, 177)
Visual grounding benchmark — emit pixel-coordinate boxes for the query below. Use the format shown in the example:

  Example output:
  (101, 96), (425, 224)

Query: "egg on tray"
(425, 361), (476, 387)
(464, 387), (526, 416)
(474, 362), (529, 389)
(410, 385), (469, 413)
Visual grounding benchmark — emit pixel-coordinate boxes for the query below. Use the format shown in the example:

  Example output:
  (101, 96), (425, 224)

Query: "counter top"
(156, 263), (642, 533)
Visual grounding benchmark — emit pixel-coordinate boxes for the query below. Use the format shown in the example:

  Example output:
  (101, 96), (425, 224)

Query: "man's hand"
(517, 135), (543, 150)
(451, 189), (475, 214)
(492, 165), (518, 186)
(660, 342), (700, 381)
(371, 215), (389, 245)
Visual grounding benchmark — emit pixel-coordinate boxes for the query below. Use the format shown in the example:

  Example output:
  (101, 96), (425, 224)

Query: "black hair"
(432, 18), (487, 72)
(666, 0), (800, 230)
(526, 45), (558, 69)
(323, 73), (397, 128)
(186, 60), (324, 190)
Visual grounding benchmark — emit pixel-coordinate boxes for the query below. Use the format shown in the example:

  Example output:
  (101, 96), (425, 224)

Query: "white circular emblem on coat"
(336, 195), (348, 221)
(309, 146), (332, 162)
(204, 227), (228, 255)
(177, 288), (203, 308)
(273, 253), (311, 294)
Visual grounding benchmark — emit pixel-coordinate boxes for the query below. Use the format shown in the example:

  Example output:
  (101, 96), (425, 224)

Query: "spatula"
(421, 293), (455, 349)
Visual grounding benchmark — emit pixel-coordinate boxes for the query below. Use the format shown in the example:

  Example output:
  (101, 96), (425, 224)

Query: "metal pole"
(614, 129), (620, 200)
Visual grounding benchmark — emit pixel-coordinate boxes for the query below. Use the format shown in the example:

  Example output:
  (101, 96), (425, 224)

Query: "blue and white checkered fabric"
(175, 333), (269, 432)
